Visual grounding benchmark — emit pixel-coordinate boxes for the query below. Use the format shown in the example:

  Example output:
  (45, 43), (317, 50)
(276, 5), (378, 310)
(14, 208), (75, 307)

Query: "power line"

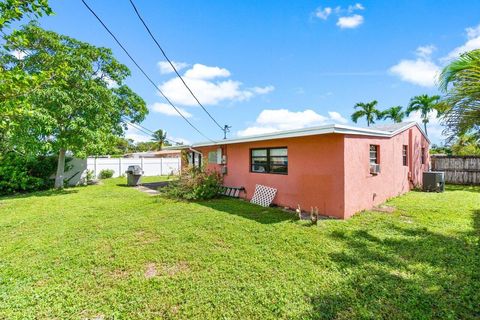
(122, 117), (185, 145)
(128, 0), (226, 133)
(128, 0), (231, 138)
(81, 0), (215, 143)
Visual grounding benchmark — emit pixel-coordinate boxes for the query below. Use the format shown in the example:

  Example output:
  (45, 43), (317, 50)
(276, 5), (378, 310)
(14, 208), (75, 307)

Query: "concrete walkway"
(135, 181), (169, 196)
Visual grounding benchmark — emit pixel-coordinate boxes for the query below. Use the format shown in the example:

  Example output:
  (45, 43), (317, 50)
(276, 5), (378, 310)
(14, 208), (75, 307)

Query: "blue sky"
(36, 0), (480, 144)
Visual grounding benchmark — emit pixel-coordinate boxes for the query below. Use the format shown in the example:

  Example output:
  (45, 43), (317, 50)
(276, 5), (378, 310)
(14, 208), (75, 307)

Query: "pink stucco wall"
(199, 134), (346, 218)
(343, 126), (429, 218)
(195, 126), (429, 219)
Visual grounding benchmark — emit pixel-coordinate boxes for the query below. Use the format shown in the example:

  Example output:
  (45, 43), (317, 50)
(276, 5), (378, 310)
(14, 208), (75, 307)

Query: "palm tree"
(351, 100), (382, 127)
(406, 94), (441, 136)
(381, 106), (405, 123)
(438, 49), (480, 140)
(151, 129), (167, 150)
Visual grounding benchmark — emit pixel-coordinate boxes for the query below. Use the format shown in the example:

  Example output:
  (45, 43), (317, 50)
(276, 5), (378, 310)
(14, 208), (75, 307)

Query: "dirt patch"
(372, 205), (396, 213)
(161, 261), (190, 277)
(144, 261), (190, 279)
(144, 263), (157, 279)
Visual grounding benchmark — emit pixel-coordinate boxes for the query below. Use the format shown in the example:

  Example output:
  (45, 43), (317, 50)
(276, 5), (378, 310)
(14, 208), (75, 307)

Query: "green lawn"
(0, 178), (478, 319)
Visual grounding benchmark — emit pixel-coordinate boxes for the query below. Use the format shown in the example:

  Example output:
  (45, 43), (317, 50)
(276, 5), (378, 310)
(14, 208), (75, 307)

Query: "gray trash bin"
(126, 165), (143, 186)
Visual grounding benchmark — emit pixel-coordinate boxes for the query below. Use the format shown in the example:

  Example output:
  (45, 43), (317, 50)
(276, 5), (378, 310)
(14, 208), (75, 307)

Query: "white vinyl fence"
(66, 157), (181, 186)
(88, 157), (180, 178)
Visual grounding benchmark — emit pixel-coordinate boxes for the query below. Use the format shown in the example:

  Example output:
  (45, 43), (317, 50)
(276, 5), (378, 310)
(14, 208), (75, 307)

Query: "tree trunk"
(54, 148), (66, 189)
(424, 122), (428, 136)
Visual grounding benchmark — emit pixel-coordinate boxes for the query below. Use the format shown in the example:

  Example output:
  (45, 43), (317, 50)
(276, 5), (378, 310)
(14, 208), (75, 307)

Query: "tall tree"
(381, 106), (405, 123)
(351, 100), (382, 127)
(0, 1), (53, 153)
(406, 94), (441, 136)
(2, 24), (147, 188)
(151, 129), (167, 150)
(438, 49), (480, 140)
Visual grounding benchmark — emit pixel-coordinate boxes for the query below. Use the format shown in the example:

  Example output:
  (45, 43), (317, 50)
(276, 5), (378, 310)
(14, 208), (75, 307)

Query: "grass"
(0, 178), (478, 319)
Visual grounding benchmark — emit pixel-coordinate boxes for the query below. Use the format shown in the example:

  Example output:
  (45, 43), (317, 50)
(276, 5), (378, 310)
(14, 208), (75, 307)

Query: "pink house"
(178, 122), (430, 219)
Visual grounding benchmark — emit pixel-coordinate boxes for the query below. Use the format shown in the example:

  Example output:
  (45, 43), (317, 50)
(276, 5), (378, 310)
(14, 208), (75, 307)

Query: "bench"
(220, 186), (245, 198)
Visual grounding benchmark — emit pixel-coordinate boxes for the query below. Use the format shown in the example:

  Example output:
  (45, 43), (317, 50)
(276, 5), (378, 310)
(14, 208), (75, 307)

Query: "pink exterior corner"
(195, 125), (429, 219)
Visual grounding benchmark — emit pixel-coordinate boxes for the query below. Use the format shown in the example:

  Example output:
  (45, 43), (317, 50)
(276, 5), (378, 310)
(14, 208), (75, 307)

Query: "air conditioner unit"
(423, 171), (445, 192)
(370, 164), (381, 175)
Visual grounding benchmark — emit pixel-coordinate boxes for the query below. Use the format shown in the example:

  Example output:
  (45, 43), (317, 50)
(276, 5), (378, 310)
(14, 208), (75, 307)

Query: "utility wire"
(122, 117), (185, 145)
(81, 0), (215, 143)
(128, 0), (226, 133)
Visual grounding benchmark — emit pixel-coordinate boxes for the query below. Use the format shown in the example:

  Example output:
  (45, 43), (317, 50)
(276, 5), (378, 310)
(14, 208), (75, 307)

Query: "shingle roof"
(371, 122), (417, 133)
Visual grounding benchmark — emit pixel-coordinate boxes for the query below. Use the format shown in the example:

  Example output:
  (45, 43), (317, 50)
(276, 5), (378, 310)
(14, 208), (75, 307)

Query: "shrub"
(99, 169), (114, 179)
(85, 169), (95, 184)
(161, 166), (223, 200)
(0, 153), (66, 195)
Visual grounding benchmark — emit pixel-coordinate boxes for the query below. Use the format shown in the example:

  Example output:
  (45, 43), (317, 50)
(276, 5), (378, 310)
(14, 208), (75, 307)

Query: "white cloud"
(150, 102), (192, 118)
(124, 124), (151, 143)
(348, 3), (365, 12)
(390, 58), (440, 87)
(315, 7), (332, 20)
(183, 63), (230, 79)
(443, 23), (480, 61)
(158, 63), (273, 106)
(157, 61), (188, 74)
(237, 109), (348, 137)
(336, 14), (364, 29)
(416, 45), (436, 59)
(313, 3), (365, 26)
(328, 111), (348, 124)
(251, 85), (275, 94)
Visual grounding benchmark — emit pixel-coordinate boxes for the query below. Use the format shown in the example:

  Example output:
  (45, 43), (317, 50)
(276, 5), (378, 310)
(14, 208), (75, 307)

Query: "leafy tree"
(381, 106), (405, 123)
(2, 23), (147, 188)
(136, 141), (158, 152)
(0, 1), (54, 152)
(429, 144), (452, 155)
(0, 0), (52, 30)
(439, 49), (480, 140)
(151, 129), (167, 150)
(451, 133), (480, 156)
(351, 100), (382, 126)
(406, 94), (441, 136)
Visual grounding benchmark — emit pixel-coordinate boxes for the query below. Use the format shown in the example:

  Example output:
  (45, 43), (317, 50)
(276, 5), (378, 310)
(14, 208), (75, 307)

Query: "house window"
(208, 151), (217, 164)
(190, 152), (202, 168)
(421, 147), (425, 164)
(251, 147), (288, 174)
(369, 145), (379, 164)
(403, 145), (408, 166)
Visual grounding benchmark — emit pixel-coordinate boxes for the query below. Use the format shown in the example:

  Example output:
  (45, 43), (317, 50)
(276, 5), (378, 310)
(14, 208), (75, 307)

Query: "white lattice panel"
(250, 184), (277, 207)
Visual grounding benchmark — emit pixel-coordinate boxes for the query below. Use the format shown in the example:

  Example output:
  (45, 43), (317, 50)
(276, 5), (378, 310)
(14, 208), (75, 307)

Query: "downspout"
(408, 129), (414, 185)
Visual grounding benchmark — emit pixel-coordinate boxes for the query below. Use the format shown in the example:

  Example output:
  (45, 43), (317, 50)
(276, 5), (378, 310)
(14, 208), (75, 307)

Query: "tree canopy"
(381, 106), (405, 123)
(406, 94), (441, 136)
(1, 23), (147, 187)
(351, 100), (382, 127)
(439, 49), (480, 141)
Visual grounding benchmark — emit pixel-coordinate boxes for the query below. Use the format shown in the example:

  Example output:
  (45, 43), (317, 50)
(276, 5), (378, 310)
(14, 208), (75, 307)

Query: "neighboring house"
(124, 150), (181, 159)
(173, 122), (430, 219)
